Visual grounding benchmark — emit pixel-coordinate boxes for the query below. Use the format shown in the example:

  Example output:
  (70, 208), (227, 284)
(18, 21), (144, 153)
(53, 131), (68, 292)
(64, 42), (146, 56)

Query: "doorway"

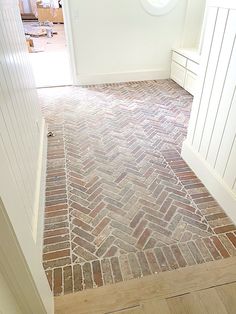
(19, 0), (72, 87)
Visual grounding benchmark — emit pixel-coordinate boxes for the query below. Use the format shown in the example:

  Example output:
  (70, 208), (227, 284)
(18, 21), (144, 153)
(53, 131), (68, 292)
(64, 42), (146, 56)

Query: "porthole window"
(140, 0), (179, 16)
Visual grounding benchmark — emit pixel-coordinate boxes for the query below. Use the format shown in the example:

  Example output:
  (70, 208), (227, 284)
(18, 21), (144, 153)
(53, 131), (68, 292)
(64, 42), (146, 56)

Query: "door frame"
(0, 198), (53, 314)
(62, 0), (77, 85)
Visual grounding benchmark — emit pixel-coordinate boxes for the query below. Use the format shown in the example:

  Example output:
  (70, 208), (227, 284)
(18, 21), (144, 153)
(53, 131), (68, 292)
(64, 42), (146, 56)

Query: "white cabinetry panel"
(171, 61), (186, 87)
(185, 70), (197, 95)
(171, 50), (200, 96)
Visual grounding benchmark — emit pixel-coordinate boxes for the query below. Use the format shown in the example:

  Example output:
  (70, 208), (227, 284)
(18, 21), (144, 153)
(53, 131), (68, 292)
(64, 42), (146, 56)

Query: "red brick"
(74, 237), (96, 253)
(203, 238), (221, 260)
(171, 244), (187, 268)
(45, 209), (68, 218)
(45, 204), (68, 212)
(133, 219), (148, 238)
(43, 249), (70, 261)
(130, 211), (145, 228)
(73, 264), (83, 292)
(111, 257), (123, 283)
(162, 246), (178, 270)
(92, 260), (103, 287)
(214, 225), (236, 234)
(115, 172), (127, 183)
(44, 228), (69, 238)
(89, 202), (106, 218)
(104, 246), (118, 257)
(226, 233), (236, 248)
(211, 236), (230, 258)
(44, 235), (69, 245)
(71, 202), (90, 214)
(53, 268), (62, 295)
(206, 212), (227, 221)
(137, 252), (151, 276)
(63, 266), (73, 294)
(83, 263), (93, 289)
(92, 217), (110, 236)
(137, 228), (152, 249)
(154, 248), (169, 272)
(145, 251), (160, 274)
(73, 218), (93, 232)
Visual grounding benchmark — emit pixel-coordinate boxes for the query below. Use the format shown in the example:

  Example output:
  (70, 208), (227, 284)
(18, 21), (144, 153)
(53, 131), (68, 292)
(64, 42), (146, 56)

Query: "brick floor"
(39, 80), (236, 296)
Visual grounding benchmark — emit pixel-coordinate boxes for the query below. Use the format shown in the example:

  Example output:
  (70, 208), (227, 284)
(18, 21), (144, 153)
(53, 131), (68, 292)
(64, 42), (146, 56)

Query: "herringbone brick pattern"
(39, 80), (236, 296)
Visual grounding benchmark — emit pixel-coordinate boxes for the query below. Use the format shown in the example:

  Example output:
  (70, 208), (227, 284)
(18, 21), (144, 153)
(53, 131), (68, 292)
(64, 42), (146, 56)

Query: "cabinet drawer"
(172, 51), (187, 67)
(171, 61), (186, 87)
(184, 70), (198, 96)
(187, 59), (199, 74)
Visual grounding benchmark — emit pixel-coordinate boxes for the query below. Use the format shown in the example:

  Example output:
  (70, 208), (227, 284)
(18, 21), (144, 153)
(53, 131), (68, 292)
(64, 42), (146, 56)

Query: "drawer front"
(172, 51), (187, 67)
(184, 70), (198, 96)
(187, 59), (199, 74)
(171, 61), (186, 87)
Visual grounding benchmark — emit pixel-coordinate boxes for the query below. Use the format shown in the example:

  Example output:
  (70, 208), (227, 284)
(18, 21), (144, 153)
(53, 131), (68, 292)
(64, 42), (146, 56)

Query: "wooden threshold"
(55, 256), (236, 314)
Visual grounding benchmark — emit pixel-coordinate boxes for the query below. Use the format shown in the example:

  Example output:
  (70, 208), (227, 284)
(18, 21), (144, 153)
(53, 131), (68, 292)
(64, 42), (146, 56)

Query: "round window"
(140, 0), (179, 16)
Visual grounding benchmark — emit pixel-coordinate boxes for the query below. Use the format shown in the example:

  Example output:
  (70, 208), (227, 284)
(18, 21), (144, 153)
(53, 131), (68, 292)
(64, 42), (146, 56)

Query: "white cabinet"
(170, 61), (186, 87)
(171, 49), (200, 96)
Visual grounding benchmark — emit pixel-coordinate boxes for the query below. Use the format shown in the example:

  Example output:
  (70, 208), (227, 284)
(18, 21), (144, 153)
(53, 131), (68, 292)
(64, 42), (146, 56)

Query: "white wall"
(66, 0), (205, 85)
(64, 0), (205, 84)
(182, 1), (236, 223)
(181, 0), (206, 49)
(0, 271), (22, 314)
(0, 0), (53, 312)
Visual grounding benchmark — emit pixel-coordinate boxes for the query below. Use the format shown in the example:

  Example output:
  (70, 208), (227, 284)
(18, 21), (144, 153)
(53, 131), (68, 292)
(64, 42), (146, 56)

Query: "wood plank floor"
(55, 256), (236, 314)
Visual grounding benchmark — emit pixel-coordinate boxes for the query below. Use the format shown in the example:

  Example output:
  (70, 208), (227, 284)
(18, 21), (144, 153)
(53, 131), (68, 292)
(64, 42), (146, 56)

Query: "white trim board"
(32, 119), (47, 256)
(0, 198), (50, 314)
(77, 69), (170, 86)
(182, 140), (236, 224)
(62, 0), (77, 85)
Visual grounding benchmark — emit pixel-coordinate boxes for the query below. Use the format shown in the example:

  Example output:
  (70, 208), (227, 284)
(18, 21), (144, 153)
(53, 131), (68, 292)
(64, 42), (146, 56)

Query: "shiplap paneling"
(186, 6), (218, 142)
(0, 1), (42, 231)
(0, 0), (53, 312)
(199, 12), (236, 160)
(182, 1), (236, 223)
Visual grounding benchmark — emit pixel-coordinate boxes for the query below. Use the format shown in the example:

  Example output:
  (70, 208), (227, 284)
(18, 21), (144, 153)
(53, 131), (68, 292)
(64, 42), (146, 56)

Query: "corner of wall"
(32, 119), (48, 255)
(182, 140), (236, 225)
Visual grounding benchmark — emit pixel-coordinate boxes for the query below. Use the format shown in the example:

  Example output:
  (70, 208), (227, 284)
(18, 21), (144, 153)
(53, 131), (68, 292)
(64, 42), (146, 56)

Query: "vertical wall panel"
(0, 1), (53, 312)
(0, 1), (43, 233)
(192, 8), (228, 151)
(199, 10), (236, 159)
(186, 7), (218, 143)
(206, 10), (236, 168)
(182, 1), (236, 223)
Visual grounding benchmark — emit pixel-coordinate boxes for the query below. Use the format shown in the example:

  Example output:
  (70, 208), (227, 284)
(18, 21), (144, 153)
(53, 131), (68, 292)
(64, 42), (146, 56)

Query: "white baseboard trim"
(32, 119), (47, 255)
(76, 69), (170, 85)
(182, 140), (236, 224)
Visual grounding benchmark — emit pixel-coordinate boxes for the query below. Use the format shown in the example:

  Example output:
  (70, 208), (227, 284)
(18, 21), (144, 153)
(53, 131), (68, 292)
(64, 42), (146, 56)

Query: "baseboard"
(182, 140), (236, 224)
(76, 69), (170, 85)
(32, 119), (47, 255)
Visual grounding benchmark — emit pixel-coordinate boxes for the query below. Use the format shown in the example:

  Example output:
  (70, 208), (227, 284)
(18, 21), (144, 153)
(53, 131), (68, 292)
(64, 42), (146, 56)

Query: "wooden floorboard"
(216, 282), (236, 314)
(55, 256), (236, 314)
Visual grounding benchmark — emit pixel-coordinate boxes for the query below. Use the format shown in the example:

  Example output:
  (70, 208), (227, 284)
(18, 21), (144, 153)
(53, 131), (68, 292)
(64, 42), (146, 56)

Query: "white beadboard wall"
(182, 0), (236, 223)
(0, 0), (52, 312)
(0, 0), (45, 242)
